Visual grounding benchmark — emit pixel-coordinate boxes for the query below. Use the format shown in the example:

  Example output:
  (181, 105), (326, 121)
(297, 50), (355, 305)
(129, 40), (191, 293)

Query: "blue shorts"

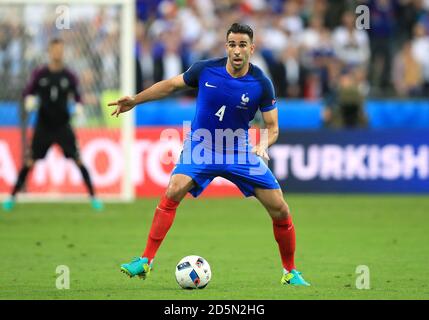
(172, 143), (280, 198)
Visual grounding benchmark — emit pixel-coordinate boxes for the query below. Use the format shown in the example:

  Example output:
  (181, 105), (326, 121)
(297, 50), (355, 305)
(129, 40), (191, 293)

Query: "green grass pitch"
(1, 195), (428, 300)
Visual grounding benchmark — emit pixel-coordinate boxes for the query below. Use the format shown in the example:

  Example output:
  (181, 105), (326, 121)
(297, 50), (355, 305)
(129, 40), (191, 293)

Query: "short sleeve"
(259, 76), (277, 112)
(183, 61), (206, 88)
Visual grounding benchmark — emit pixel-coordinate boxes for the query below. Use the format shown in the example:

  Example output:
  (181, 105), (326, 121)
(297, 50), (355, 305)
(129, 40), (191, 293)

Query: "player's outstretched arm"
(252, 108), (279, 160)
(108, 74), (188, 117)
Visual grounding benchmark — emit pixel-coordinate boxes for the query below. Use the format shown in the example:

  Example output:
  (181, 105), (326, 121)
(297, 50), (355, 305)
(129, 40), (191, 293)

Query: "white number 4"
(215, 105), (226, 122)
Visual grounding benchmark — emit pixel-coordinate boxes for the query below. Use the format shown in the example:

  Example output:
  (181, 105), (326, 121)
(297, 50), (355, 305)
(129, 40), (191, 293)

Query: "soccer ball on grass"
(175, 255), (211, 289)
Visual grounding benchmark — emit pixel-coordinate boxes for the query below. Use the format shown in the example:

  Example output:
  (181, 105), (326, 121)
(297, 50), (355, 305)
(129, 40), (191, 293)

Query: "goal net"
(0, 0), (135, 201)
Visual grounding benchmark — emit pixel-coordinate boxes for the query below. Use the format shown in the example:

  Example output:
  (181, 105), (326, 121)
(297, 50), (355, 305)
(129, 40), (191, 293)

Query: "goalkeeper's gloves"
(24, 95), (38, 112)
(75, 103), (84, 117)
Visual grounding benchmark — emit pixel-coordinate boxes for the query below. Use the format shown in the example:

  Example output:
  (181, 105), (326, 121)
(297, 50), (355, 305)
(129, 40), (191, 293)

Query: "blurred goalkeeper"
(2, 38), (103, 212)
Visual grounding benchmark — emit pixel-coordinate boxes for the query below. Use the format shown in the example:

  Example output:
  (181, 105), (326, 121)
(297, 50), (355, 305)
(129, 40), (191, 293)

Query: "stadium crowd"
(136, 0), (429, 101)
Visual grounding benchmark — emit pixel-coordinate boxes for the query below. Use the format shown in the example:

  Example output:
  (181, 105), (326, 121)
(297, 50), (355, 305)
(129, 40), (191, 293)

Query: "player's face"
(226, 33), (254, 71)
(48, 43), (64, 63)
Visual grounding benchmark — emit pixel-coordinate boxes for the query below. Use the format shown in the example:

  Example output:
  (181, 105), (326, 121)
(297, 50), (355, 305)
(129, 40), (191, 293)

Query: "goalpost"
(0, 0), (135, 202)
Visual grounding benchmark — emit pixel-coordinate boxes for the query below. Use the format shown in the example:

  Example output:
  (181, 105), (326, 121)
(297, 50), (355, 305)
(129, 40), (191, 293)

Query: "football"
(175, 255), (212, 289)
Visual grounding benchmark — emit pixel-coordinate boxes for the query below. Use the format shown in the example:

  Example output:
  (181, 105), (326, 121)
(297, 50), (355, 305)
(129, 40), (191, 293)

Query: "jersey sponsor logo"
(270, 143), (429, 181)
(205, 82), (217, 88)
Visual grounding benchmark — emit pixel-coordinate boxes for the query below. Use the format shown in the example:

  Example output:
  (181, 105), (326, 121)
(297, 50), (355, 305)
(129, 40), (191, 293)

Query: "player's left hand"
(251, 145), (270, 160)
(24, 95), (38, 112)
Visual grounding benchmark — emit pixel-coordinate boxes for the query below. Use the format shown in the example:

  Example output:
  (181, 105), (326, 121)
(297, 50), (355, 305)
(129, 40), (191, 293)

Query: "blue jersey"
(183, 57), (277, 153)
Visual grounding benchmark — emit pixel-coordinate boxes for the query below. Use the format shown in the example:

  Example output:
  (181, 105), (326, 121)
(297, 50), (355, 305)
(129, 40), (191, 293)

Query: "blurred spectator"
(136, 21), (155, 90)
(261, 15), (289, 54)
(368, 0), (396, 91)
(411, 22), (429, 94)
(136, 0), (163, 21)
(280, 0), (304, 37)
(418, 9), (429, 33)
(323, 0), (348, 30)
(177, 7), (201, 44)
(392, 41), (423, 96)
(332, 11), (370, 69)
(396, 0), (424, 44)
(0, 22), (25, 99)
(300, 14), (333, 67)
(152, 30), (188, 82)
(299, 14), (335, 99)
(324, 71), (367, 128)
(281, 45), (305, 97)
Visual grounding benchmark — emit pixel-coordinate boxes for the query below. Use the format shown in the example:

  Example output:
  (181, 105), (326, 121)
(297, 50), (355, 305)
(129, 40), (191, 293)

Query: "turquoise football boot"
(2, 197), (15, 212)
(281, 269), (311, 286)
(120, 257), (153, 279)
(91, 198), (103, 212)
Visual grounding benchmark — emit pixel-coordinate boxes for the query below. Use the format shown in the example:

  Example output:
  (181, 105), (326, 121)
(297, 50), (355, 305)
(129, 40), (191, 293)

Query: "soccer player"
(109, 23), (310, 286)
(2, 38), (103, 212)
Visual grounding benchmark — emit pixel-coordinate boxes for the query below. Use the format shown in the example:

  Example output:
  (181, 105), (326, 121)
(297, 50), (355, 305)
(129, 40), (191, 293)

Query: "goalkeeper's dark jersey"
(23, 65), (81, 129)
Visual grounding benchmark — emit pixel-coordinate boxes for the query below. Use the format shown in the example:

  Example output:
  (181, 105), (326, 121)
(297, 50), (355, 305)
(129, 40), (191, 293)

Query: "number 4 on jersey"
(215, 105), (226, 121)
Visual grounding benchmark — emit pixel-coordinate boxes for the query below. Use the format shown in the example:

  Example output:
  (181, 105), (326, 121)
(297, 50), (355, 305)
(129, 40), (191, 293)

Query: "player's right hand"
(108, 96), (136, 117)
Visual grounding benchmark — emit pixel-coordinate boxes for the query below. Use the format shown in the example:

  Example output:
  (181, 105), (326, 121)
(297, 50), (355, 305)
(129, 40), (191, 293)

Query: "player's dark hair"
(226, 23), (253, 42)
(49, 38), (64, 46)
